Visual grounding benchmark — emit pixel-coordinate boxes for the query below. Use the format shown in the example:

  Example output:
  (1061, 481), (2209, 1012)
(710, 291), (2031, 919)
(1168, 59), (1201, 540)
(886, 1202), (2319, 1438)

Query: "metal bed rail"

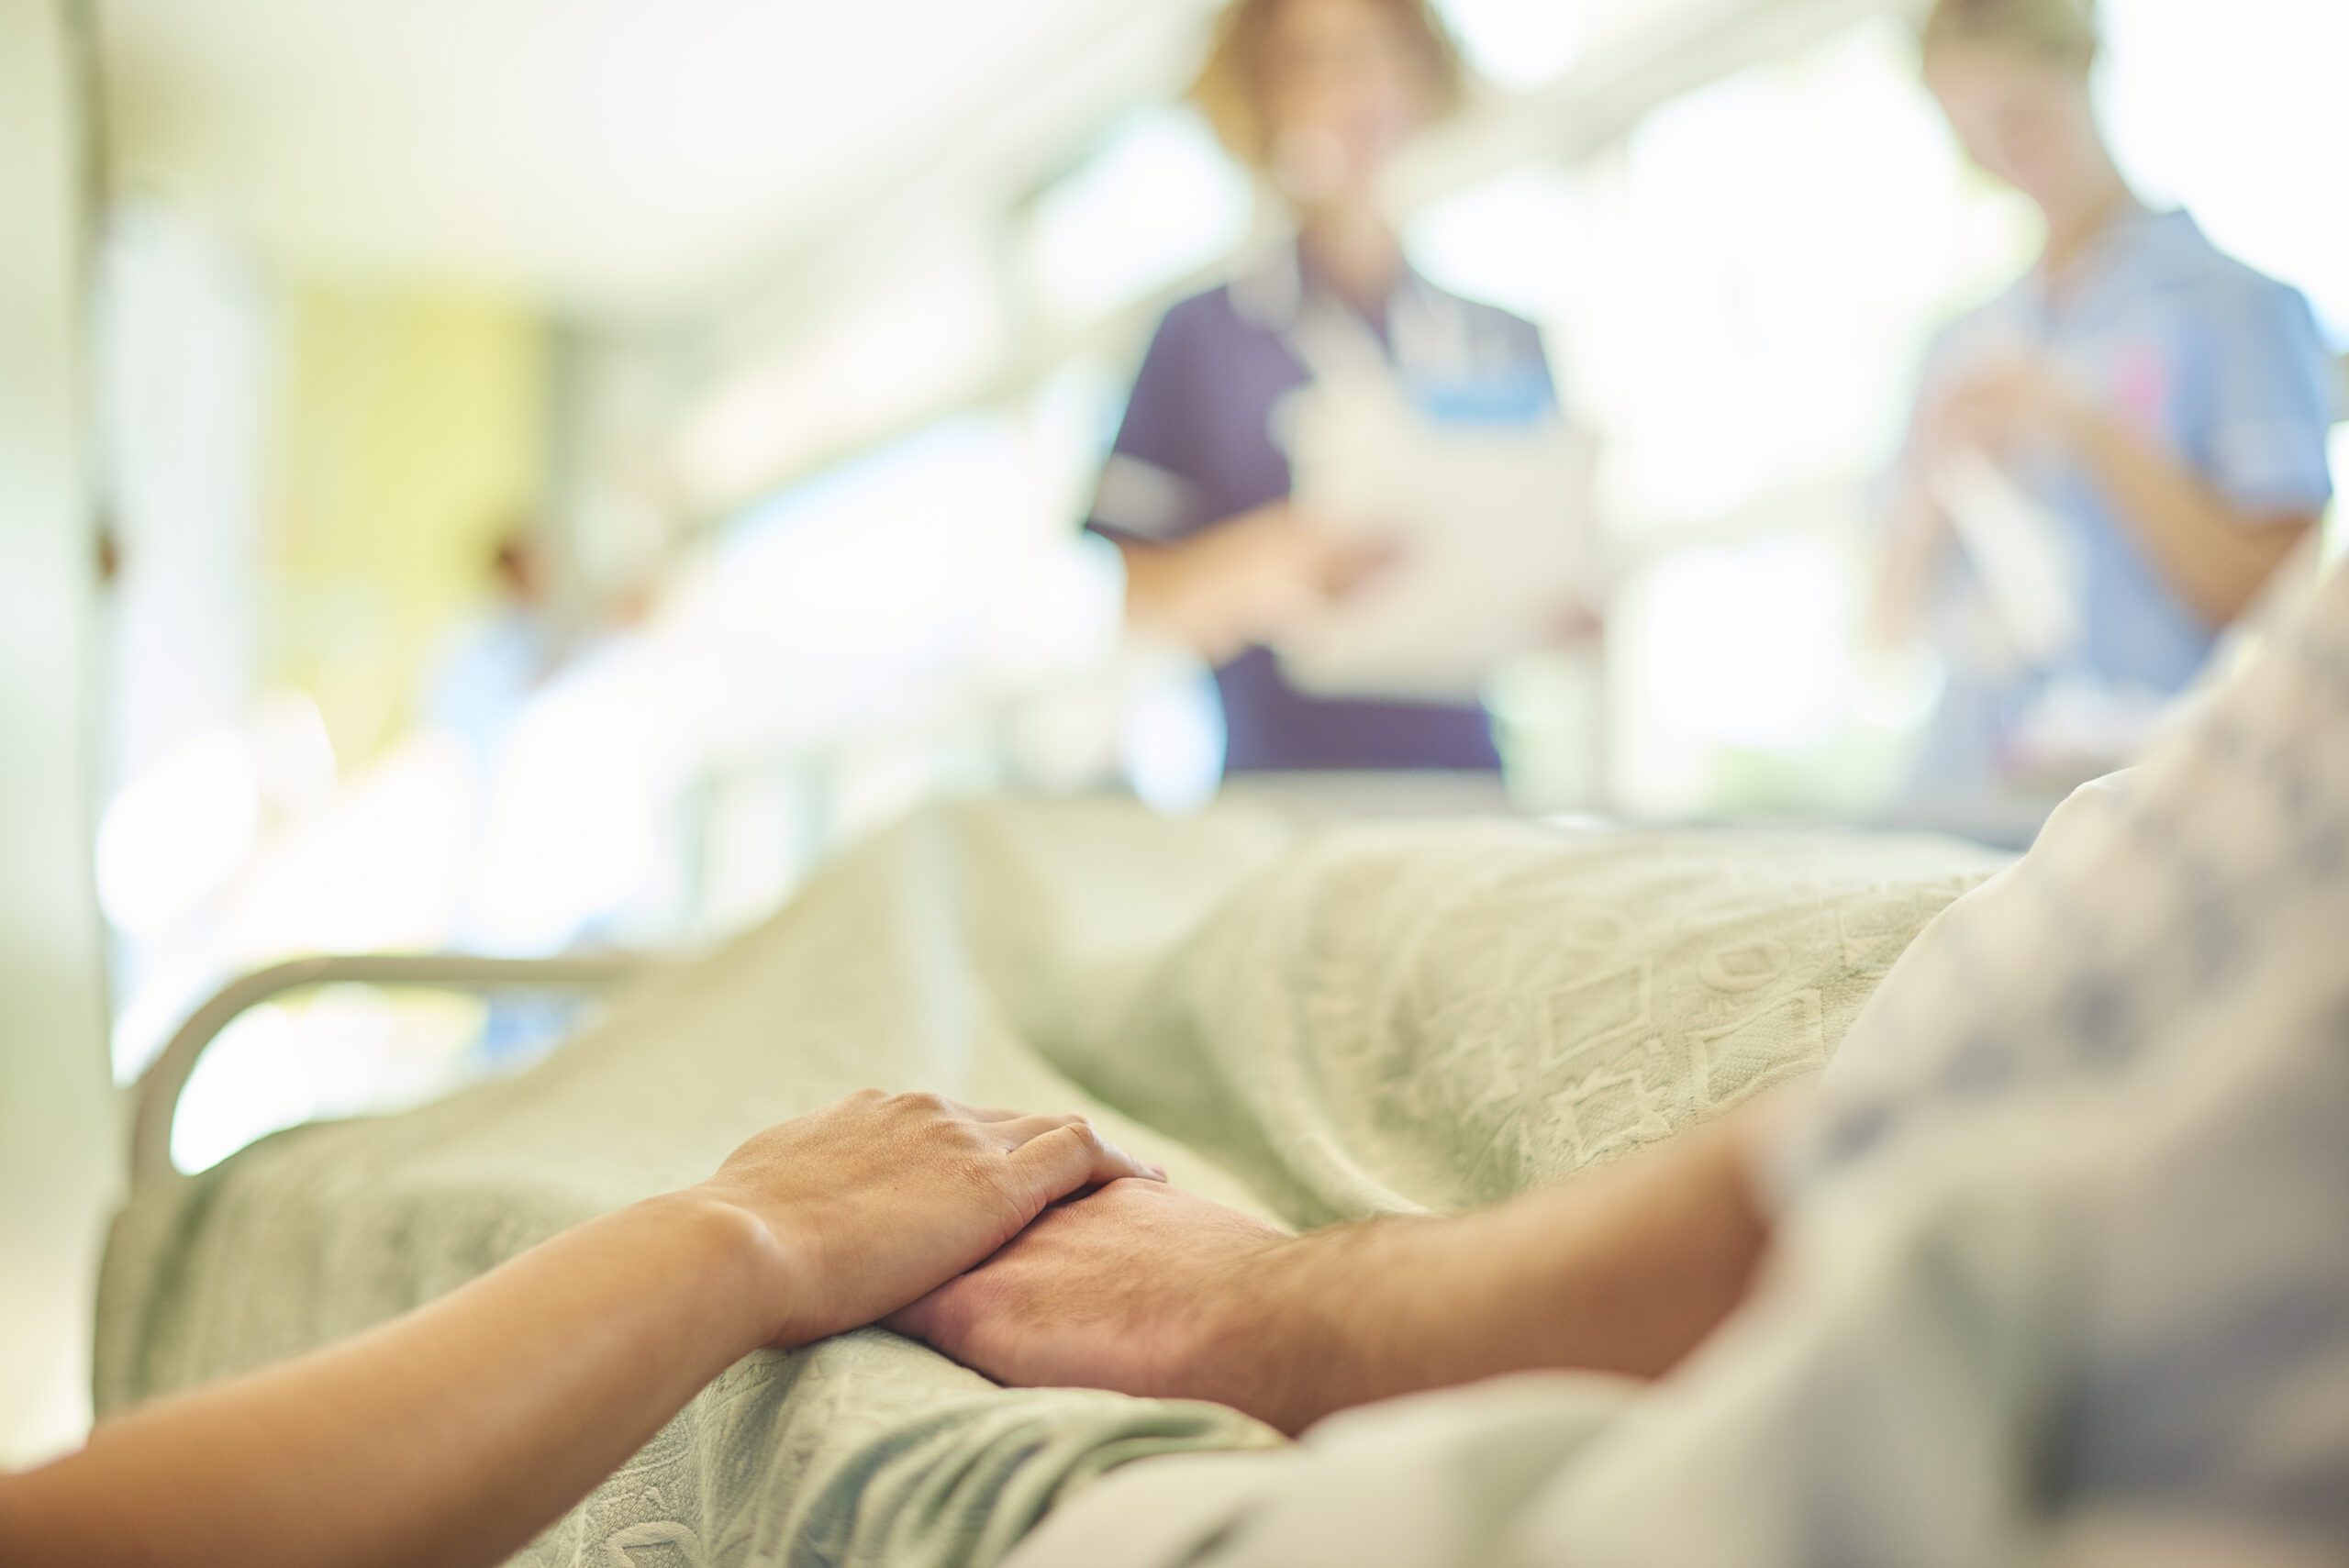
(128, 951), (657, 1191)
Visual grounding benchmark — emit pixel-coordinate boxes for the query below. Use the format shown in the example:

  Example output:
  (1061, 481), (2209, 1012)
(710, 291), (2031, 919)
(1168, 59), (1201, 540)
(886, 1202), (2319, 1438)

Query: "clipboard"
(1274, 373), (1594, 702)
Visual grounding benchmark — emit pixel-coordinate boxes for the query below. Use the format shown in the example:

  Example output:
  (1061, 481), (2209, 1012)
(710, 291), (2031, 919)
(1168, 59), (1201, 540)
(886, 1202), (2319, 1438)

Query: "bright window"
(2104, 0), (2349, 343)
(1026, 108), (1254, 328)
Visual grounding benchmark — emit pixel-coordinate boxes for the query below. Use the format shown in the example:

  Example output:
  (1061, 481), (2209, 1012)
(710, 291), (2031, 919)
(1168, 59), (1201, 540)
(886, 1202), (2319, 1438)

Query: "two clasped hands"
(682, 1086), (1769, 1439)
(0, 1088), (1769, 1568)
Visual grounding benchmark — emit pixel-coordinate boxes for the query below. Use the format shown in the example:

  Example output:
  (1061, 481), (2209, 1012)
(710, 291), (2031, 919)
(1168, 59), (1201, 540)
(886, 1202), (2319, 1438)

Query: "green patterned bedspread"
(95, 799), (2003, 1566)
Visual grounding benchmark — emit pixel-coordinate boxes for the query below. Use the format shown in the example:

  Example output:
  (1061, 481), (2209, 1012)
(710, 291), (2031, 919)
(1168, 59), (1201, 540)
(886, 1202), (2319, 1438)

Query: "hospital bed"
(106, 796), (2007, 1567)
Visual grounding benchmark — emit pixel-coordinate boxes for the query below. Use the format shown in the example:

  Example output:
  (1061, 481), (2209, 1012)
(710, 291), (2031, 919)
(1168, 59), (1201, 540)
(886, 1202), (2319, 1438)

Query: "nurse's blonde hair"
(1921, 0), (2101, 70)
(1193, 0), (1468, 170)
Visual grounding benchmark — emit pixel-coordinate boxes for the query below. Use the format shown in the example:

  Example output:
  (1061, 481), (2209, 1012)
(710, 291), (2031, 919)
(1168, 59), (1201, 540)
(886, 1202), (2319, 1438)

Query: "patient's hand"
(896, 1114), (1776, 1435)
(889, 1180), (1294, 1414)
(695, 1091), (1163, 1351)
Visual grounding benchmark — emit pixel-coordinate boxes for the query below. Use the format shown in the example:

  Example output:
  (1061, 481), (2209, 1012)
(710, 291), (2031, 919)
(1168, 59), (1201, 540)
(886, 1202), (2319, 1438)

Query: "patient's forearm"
(1193, 1114), (1773, 1432)
(0, 1192), (775, 1568)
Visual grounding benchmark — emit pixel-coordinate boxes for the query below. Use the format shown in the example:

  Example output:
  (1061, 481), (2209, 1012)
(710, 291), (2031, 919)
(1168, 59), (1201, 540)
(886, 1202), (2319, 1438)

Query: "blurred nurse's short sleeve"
(1086, 306), (1210, 544)
(2198, 278), (2339, 520)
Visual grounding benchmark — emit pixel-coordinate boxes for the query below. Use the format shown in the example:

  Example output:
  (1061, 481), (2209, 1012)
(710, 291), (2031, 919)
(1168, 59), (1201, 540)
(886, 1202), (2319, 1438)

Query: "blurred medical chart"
(1277, 373), (1594, 700)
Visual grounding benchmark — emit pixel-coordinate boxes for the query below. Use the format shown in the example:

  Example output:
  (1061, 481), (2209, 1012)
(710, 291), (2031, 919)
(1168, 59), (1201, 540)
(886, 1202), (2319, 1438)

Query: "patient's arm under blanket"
(96, 800), (2002, 1567)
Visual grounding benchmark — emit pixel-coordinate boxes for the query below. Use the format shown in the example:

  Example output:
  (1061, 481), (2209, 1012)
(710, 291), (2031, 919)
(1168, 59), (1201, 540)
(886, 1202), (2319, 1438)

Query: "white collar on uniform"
(1228, 239), (1483, 384)
(1229, 240), (1308, 333)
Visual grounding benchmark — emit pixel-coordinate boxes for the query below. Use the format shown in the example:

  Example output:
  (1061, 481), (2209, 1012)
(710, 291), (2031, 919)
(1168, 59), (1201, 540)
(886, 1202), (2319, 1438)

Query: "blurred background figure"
(1089, 0), (1568, 776)
(424, 527), (566, 770)
(1874, 0), (2338, 797)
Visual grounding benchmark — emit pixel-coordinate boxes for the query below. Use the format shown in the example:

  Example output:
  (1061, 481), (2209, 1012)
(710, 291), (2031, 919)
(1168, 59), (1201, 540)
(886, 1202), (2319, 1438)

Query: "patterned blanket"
(95, 800), (2002, 1566)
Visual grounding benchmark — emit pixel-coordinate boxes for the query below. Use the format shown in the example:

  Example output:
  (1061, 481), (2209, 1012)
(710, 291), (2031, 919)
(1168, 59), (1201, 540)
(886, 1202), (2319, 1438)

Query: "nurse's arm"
(1120, 502), (1386, 663)
(0, 1093), (1157, 1568)
(2063, 405), (2317, 628)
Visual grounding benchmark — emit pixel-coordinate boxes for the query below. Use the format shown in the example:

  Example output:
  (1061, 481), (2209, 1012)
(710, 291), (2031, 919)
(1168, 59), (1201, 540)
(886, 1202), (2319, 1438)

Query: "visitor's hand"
(1125, 502), (1397, 663)
(693, 1091), (1164, 1351)
(889, 1178), (1301, 1417)
(0, 1095), (1156, 1568)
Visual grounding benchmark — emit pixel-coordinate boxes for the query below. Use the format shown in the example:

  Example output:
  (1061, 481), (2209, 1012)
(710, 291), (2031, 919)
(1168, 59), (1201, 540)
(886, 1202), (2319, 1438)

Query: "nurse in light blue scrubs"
(1877, 0), (2338, 790)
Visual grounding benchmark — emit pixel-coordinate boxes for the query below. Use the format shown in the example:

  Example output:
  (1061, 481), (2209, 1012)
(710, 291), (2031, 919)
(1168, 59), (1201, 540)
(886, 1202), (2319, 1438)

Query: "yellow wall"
(269, 288), (547, 762)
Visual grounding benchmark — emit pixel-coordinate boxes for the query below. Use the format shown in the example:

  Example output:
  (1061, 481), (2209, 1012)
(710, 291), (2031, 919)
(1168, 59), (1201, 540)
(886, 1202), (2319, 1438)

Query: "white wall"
(0, 0), (121, 1466)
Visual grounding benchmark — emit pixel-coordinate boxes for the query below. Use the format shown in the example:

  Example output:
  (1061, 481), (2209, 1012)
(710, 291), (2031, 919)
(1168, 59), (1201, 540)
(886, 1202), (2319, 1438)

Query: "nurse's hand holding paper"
(1123, 500), (1397, 666)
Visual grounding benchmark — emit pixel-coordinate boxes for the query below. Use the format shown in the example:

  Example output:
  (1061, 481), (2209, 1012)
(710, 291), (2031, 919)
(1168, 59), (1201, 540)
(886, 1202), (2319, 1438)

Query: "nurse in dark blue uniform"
(1085, 0), (1558, 775)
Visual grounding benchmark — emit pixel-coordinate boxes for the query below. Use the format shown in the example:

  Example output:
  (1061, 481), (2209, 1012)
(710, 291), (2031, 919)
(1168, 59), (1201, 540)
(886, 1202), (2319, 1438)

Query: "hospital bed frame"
(128, 952), (655, 1191)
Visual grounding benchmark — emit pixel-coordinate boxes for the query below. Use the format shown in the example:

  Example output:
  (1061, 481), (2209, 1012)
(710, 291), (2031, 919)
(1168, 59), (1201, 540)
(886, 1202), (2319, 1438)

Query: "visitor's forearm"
(2, 1192), (777, 1568)
(2070, 412), (2311, 627)
(1197, 1115), (1774, 1434)
(5, 1091), (1163, 1568)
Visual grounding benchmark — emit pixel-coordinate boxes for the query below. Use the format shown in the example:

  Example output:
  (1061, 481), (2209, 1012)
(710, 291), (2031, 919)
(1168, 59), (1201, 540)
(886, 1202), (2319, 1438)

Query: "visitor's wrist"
(646, 1188), (807, 1355)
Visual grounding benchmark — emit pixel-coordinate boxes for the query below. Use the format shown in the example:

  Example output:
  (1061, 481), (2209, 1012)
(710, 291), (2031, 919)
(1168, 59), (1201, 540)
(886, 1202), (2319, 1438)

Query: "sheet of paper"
(1928, 450), (2083, 668)
(1275, 377), (1592, 703)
